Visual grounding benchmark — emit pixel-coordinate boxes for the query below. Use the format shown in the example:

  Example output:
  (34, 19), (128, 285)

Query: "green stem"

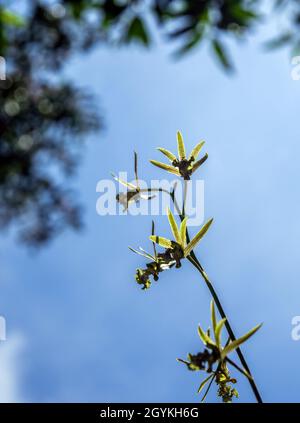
(226, 357), (252, 381)
(201, 372), (216, 402)
(152, 186), (263, 402)
(186, 255), (262, 403)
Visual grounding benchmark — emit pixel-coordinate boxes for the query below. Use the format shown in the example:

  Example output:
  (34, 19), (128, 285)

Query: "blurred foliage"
(0, 0), (299, 245)
(0, 2), (100, 245)
(31, 0), (300, 69)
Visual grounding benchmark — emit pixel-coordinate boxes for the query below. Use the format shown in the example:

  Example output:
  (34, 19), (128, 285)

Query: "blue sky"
(1, 17), (300, 403)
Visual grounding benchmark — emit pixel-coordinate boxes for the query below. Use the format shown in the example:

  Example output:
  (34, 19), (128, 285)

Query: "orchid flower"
(150, 131), (208, 180)
(112, 152), (155, 211)
(178, 300), (262, 403)
(150, 208), (213, 262)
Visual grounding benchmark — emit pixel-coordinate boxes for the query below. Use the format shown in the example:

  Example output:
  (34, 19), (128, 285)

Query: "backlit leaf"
(184, 218), (213, 257)
(191, 153), (208, 173)
(157, 147), (176, 162)
(167, 208), (181, 244)
(221, 324), (262, 360)
(128, 246), (155, 261)
(149, 235), (172, 249)
(180, 217), (188, 248)
(198, 325), (215, 347)
(177, 131), (186, 160)
(210, 300), (217, 333)
(197, 374), (214, 393)
(189, 141), (205, 161)
(150, 160), (180, 176)
(215, 318), (226, 349)
(111, 173), (137, 190)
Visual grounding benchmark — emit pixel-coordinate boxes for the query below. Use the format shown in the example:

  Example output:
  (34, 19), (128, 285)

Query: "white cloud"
(0, 333), (26, 403)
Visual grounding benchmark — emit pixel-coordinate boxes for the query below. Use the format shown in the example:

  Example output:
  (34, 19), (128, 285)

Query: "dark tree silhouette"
(0, 2), (100, 245)
(0, 0), (298, 245)
(41, 0), (300, 70)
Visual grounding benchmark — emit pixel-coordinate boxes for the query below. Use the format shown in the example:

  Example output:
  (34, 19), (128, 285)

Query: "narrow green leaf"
(212, 39), (233, 72)
(167, 208), (181, 244)
(134, 151), (139, 188)
(151, 220), (157, 258)
(191, 153), (208, 173)
(128, 246), (155, 261)
(125, 16), (150, 46)
(139, 247), (157, 261)
(177, 358), (190, 366)
(198, 325), (215, 347)
(1, 9), (24, 27)
(177, 131), (186, 160)
(173, 30), (203, 58)
(215, 318), (226, 349)
(197, 374), (214, 394)
(149, 235), (172, 249)
(184, 218), (213, 257)
(149, 160), (180, 176)
(201, 373), (216, 402)
(210, 300), (217, 333)
(111, 173), (137, 190)
(189, 141), (205, 161)
(157, 147), (176, 162)
(221, 323), (262, 360)
(264, 33), (292, 50)
(179, 217), (188, 248)
(226, 357), (252, 381)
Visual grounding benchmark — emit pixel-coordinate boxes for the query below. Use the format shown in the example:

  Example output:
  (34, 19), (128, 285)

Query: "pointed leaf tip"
(192, 153), (208, 174)
(157, 147), (177, 162)
(149, 235), (173, 249)
(177, 131), (186, 160)
(149, 160), (180, 176)
(128, 246), (155, 261)
(198, 325), (215, 347)
(221, 323), (262, 360)
(184, 218), (214, 257)
(210, 300), (217, 333)
(134, 151), (139, 188)
(189, 141), (205, 161)
(167, 208), (181, 244)
(179, 217), (188, 248)
(197, 374), (214, 394)
(111, 173), (137, 190)
(215, 318), (226, 349)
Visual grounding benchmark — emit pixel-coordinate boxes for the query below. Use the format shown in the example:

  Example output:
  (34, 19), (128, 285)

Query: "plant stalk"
(168, 186), (262, 403)
(152, 185), (263, 403)
(187, 254), (263, 403)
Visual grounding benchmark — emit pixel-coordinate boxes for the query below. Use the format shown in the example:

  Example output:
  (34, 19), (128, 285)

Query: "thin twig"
(186, 255), (262, 403)
(201, 372), (216, 402)
(226, 357), (253, 381)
